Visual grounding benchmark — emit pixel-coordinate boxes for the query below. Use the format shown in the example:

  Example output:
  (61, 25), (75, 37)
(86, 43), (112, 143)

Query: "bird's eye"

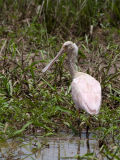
(63, 45), (68, 50)
(64, 45), (68, 49)
(63, 44), (72, 50)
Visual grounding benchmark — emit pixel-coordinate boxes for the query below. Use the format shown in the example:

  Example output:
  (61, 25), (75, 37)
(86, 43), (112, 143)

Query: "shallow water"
(0, 132), (106, 160)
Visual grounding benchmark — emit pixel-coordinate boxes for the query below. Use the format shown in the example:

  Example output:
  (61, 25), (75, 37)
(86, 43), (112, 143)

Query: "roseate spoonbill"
(42, 41), (101, 115)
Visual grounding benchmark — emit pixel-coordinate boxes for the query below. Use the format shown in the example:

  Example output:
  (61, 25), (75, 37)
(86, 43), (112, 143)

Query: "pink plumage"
(42, 41), (102, 115)
(71, 73), (101, 115)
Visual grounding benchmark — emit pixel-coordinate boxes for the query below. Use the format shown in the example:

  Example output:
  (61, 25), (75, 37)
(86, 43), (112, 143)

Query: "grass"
(0, 0), (120, 159)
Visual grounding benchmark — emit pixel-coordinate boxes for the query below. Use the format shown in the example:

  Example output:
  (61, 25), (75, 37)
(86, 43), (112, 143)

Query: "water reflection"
(0, 132), (105, 160)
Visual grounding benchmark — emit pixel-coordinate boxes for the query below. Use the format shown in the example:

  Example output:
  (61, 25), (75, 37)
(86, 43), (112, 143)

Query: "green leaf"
(55, 106), (72, 114)
(78, 49), (86, 58)
(41, 78), (56, 91)
(13, 121), (32, 136)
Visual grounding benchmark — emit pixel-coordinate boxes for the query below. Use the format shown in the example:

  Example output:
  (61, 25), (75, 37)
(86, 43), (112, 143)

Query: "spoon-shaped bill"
(42, 48), (64, 73)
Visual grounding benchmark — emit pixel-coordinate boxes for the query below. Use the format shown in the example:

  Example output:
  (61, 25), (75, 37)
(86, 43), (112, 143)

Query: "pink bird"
(42, 41), (102, 115)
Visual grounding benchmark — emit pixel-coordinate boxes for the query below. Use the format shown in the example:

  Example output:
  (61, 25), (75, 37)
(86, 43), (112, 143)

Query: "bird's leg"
(77, 108), (81, 138)
(86, 115), (90, 152)
(86, 134), (90, 153)
(86, 115), (90, 139)
(86, 125), (89, 139)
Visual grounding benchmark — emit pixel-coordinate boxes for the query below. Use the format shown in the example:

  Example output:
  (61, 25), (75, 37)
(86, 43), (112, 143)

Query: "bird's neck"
(67, 59), (78, 79)
(67, 48), (78, 78)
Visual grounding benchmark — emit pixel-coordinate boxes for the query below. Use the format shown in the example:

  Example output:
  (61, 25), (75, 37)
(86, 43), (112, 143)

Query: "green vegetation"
(0, 0), (120, 158)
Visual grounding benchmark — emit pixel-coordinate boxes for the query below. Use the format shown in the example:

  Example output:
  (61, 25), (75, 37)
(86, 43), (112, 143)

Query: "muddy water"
(0, 132), (106, 160)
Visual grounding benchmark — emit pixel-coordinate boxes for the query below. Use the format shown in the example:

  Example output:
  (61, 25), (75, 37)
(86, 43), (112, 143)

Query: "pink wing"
(71, 73), (101, 115)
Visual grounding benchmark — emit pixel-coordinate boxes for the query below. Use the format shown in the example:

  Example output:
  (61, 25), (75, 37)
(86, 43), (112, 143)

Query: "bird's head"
(42, 41), (78, 73)
(62, 41), (78, 55)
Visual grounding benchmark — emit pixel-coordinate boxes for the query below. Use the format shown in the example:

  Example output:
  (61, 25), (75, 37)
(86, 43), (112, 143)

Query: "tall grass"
(0, 0), (120, 36)
(0, 0), (120, 158)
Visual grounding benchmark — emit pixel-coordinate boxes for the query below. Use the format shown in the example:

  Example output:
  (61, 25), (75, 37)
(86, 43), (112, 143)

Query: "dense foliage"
(0, 0), (120, 158)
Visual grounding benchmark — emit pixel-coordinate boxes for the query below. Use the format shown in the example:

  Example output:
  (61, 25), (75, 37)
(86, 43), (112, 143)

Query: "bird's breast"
(71, 73), (101, 115)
